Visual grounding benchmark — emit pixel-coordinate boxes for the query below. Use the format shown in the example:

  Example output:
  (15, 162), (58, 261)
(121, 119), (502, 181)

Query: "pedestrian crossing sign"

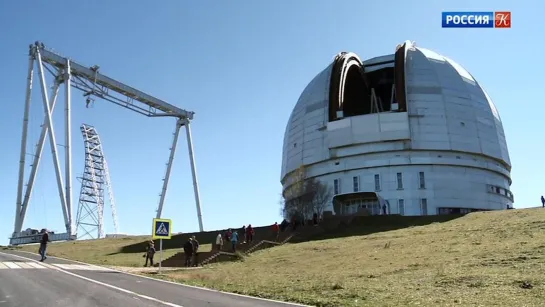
(152, 218), (172, 239)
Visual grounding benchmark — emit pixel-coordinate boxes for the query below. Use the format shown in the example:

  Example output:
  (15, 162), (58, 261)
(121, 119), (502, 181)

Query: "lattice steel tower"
(76, 124), (119, 239)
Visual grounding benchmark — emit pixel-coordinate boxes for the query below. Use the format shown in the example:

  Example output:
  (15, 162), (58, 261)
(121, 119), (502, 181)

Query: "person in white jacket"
(215, 233), (223, 251)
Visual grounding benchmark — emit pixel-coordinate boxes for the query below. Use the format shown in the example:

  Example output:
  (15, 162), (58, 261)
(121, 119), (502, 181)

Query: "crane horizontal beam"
(32, 42), (193, 119)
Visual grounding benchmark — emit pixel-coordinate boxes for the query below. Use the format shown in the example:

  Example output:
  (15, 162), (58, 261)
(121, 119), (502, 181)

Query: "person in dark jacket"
(38, 229), (50, 262)
(241, 225), (247, 243)
(280, 219), (288, 232)
(224, 229), (232, 243)
(144, 241), (156, 267)
(183, 238), (194, 267)
(191, 236), (200, 267)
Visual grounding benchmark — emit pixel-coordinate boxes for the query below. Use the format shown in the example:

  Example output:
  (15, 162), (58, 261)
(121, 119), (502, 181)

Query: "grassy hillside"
(10, 235), (210, 267)
(147, 209), (545, 307)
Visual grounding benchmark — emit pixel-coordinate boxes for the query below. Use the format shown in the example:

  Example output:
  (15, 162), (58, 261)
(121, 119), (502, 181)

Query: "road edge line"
(8, 250), (312, 307)
(0, 251), (183, 307)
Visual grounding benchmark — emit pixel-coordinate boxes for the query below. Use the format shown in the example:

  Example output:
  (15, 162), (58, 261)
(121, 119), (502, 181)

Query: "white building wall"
(301, 149), (512, 214)
(281, 63), (332, 179)
(316, 165), (511, 215)
(281, 44), (513, 216)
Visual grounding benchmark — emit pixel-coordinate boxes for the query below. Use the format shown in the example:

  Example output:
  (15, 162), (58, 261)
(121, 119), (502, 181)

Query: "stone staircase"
(199, 232), (298, 266)
(158, 230), (297, 267)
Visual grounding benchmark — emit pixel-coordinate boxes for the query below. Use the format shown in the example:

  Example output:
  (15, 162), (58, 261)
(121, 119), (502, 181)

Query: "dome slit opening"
(342, 65), (371, 117)
(365, 66), (395, 113)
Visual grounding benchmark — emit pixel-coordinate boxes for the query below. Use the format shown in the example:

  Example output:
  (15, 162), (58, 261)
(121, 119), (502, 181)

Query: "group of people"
(214, 224), (255, 253)
(279, 212), (321, 232)
(144, 236), (201, 268)
(143, 219), (307, 268)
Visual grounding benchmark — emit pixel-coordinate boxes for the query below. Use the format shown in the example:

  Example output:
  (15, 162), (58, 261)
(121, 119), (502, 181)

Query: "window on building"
(353, 176), (359, 192)
(398, 199), (405, 215)
(419, 172), (425, 189)
(334, 179), (340, 194)
(421, 198), (428, 215)
(397, 173), (403, 189)
(374, 174), (381, 191)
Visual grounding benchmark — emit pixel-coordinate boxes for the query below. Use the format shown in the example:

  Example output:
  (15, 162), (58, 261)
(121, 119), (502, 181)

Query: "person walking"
(144, 240), (156, 267)
(183, 238), (194, 267)
(246, 224), (255, 243)
(541, 195), (545, 208)
(231, 231), (239, 252)
(215, 233), (223, 251)
(38, 229), (50, 262)
(224, 229), (232, 246)
(191, 235), (200, 267)
(272, 222), (280, 242)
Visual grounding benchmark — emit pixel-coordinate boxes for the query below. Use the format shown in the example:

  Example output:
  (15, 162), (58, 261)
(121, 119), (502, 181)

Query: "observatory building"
(280, 40), (513, 216)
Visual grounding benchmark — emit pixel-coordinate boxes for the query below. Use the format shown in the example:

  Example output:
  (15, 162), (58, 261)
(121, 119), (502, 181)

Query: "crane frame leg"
(17, 80), (61, 232)
(14, 56), (35, 235)
(36, 48), (70, 232)
(185, 120), (204, 232)
(65, 59), (74, 236)
(156, 119), (183, 219)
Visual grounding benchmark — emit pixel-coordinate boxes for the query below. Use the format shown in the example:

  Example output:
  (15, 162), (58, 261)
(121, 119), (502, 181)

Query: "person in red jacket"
(272, 222), (280, 242)
(246, 224), (255, 243)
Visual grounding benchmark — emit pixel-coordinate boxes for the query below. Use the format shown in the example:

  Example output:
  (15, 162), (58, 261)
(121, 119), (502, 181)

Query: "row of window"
(346, 199), (504, 216)
(341, 198), (429, 216)
(334, 172), (427, 194)
(437, 207), (489, 215)
(394, 198), (428, 216)
(344, 198), (506, 217)
(487, 184), (514, 201)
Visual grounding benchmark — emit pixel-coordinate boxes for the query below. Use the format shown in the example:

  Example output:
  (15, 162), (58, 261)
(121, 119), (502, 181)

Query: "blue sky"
(0, 0), (541, 245)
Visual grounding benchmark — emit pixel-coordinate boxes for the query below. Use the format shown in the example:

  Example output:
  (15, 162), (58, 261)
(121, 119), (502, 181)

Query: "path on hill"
(0, 250), (309, 307)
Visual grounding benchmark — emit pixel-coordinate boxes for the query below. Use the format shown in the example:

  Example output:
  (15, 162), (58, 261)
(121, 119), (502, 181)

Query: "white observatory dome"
(281, 41), (512, 216)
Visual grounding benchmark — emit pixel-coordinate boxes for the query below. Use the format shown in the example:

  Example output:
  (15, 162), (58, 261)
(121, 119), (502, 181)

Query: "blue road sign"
(152, 218), (172, 240)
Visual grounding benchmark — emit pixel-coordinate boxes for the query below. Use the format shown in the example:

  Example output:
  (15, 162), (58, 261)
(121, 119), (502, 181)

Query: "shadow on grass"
(119, 215), (464, 255)
(290, 214), (465, 243)
(119, 225), (282, 254)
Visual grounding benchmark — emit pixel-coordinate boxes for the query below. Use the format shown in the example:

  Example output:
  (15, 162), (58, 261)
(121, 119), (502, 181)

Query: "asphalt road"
(0, 250), (309, 307)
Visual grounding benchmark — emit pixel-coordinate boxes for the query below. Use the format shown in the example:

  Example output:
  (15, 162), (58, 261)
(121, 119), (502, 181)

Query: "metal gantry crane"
(10, 42), (204, 245)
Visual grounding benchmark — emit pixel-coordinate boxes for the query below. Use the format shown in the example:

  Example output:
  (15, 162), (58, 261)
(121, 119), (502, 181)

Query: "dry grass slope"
(146, 209), (545, 307)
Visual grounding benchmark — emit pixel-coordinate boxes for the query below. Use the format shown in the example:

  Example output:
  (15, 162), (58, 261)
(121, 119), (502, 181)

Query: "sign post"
(152, 218), (172, 274)
(159, 239), (163, 272)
